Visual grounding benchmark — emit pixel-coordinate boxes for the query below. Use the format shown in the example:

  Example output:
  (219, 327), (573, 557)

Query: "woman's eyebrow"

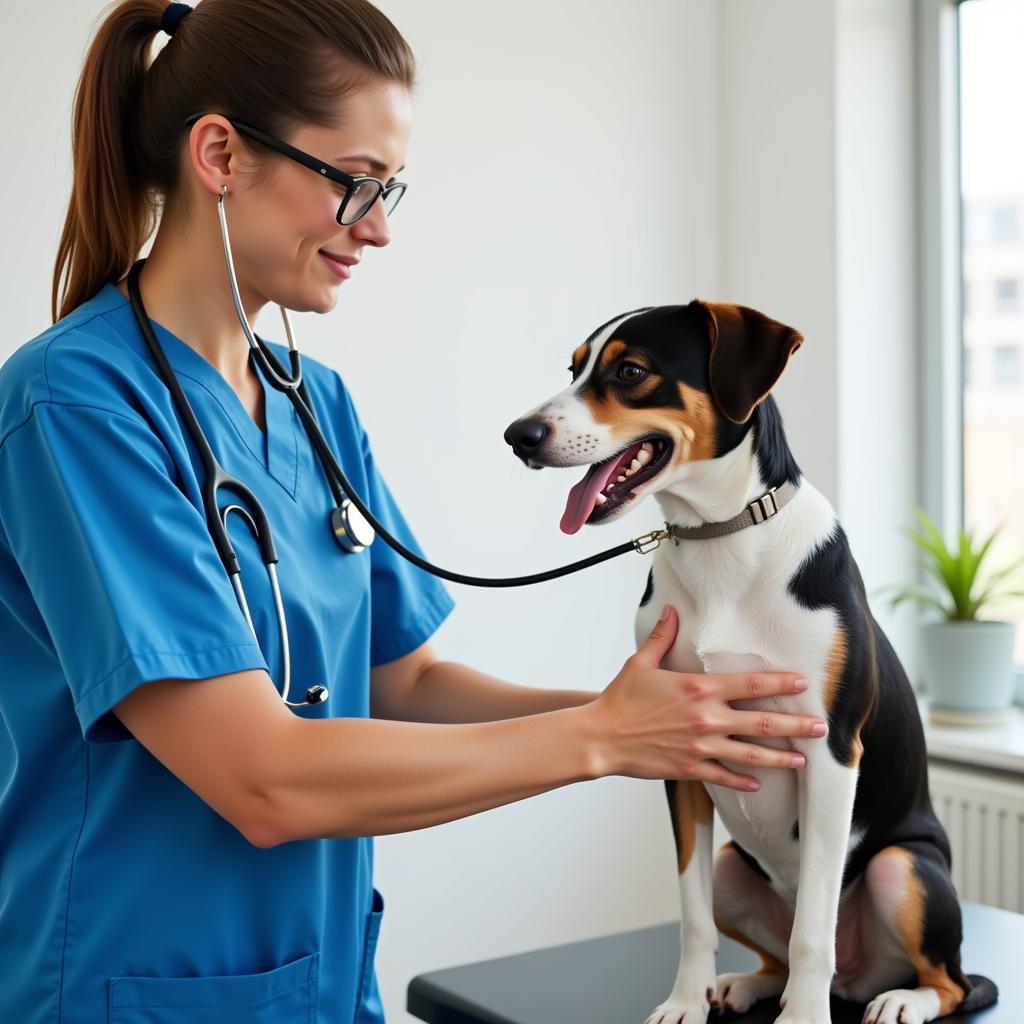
(335, 153), (406, 176)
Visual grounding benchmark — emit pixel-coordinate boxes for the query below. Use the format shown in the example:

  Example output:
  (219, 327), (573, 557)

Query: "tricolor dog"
(503, 302), (998, 1024)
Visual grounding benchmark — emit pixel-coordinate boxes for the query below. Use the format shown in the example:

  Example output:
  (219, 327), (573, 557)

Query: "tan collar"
(664, 479), (800, 541)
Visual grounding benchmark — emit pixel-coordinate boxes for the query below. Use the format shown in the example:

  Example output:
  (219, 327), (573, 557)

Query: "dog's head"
(503, 300), (803, 534)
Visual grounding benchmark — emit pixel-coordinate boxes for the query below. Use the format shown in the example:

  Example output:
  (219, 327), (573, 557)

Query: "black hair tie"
(161, 2), (193, 37)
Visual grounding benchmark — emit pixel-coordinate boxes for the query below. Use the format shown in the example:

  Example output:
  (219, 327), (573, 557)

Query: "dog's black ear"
(692, 300), (804, 424)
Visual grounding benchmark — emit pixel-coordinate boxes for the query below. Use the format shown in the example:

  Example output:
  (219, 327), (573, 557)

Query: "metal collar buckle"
(748, 486), (779, 524)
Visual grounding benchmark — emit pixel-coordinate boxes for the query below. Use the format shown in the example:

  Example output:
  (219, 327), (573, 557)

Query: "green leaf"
(886, 585), (953, 618)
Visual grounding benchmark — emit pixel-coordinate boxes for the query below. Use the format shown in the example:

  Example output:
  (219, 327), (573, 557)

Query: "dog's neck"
(653, 400), (802, 530)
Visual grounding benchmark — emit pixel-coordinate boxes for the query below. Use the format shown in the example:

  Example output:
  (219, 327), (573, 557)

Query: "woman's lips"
(319, 251), (358, 279)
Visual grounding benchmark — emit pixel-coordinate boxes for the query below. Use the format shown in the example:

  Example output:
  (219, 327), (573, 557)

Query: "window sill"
(918, 694), (1024, 776)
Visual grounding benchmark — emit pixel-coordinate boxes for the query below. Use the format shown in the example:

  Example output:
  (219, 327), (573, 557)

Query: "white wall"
(1, 2), (921, 1021)
(717, 0), (919, 672)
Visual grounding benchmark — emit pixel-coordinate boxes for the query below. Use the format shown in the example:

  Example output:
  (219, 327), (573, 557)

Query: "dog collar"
(663, 479), (800, 542)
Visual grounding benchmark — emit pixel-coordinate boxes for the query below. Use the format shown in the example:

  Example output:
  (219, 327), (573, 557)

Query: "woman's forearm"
(398, 659), (598, 723)
(260, 702), (605, 845)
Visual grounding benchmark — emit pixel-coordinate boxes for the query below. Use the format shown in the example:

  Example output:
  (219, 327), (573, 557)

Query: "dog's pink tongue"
(560, 456), (621, 535)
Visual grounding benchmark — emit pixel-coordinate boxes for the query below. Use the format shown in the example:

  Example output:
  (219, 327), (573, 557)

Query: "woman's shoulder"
(0, 282), (150, 447)
(261, 339), (368, 444)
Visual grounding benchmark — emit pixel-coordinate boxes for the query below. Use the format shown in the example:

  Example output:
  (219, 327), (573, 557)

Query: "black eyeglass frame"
(183, 113), (407, 225)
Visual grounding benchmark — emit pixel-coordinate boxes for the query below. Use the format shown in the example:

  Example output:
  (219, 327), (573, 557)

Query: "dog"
(503, 301), (999, 1024)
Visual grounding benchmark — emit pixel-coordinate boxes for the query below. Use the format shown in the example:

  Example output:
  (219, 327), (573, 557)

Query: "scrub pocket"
(352, 887), (385, 1024)
(109, 950), (319, 1024)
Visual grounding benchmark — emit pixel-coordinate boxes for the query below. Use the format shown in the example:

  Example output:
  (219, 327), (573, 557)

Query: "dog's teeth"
(637, 449), (651, 465)
(616, 474), (626, 483)
(595, 492), (607, 505)
(629, 458), (641, 472)
(641, 441), (653, 453)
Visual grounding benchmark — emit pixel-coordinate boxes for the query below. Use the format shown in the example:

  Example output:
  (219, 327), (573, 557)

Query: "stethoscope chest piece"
(332, 499), (375, 553)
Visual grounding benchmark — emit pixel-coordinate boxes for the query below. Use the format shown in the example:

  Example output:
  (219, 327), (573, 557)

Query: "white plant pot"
(921, 620), (1017, 718)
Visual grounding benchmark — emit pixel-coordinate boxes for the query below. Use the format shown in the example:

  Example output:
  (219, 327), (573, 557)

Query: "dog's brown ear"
(694, 300), (804, 424)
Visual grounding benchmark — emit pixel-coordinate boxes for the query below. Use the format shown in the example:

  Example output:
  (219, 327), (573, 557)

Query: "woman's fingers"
(728, 709), (828, 739)
(693, 759), (762, 792)
(711, 738), (806, 769)
(716, 672), (810, 700)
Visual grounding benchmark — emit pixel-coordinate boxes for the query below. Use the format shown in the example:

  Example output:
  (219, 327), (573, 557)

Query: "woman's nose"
(349, 196), (391, 247)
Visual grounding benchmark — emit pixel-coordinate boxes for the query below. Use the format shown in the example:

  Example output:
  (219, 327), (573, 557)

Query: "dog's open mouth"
(560, 435), (673, 534)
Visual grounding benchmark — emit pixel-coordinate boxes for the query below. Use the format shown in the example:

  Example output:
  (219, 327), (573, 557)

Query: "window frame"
(916, 0), (965, 541)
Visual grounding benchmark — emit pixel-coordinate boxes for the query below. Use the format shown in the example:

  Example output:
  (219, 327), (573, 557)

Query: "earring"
(220, 184), (228, 195)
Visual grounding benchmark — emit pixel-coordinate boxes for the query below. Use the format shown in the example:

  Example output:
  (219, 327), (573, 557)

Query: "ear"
(693, 300), (804, 424)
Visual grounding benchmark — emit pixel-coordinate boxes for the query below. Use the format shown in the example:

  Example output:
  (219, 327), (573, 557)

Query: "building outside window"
(959, 0), (1024, 662)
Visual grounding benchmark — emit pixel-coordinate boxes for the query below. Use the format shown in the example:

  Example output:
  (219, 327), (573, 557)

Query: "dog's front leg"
(644, 779), (717, 1024)
(775, 740), (859, 1024)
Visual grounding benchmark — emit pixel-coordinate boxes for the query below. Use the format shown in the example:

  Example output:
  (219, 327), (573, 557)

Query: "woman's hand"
(583, 604), (829, 790)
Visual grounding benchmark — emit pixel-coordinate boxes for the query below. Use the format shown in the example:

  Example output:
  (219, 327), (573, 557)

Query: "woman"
(0, 2), (829, 1022)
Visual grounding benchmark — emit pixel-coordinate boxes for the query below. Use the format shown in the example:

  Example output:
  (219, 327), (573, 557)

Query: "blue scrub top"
(0, 281), (456, 1024)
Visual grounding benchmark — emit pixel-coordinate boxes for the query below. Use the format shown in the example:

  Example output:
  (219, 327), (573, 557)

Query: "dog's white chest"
(632, 486), (842, 900)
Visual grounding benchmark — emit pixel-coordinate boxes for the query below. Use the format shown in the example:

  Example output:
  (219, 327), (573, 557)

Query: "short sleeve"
(357, 429), (456, 667)
(0, 402), (268, 743)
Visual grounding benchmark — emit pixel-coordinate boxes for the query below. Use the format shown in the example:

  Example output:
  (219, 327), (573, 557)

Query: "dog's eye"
(617, 362), (647, 382)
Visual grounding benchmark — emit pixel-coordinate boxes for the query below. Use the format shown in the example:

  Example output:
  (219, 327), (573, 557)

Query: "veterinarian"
(0, 2), (831, 1022)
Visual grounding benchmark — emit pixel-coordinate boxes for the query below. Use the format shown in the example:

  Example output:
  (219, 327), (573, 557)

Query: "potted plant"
(884, 508), (1024, 725)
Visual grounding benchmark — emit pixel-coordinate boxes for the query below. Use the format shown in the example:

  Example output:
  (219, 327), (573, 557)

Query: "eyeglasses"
(184, 114), (407, 225)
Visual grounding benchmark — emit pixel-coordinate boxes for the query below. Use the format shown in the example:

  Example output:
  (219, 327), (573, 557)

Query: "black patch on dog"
(787, 523), (873, 769)
(663, 779), (681, 852)
(750, 395), (802, 490)
(787, 522), (962, 898)
(791, 819), (799, 841)
(640, 567), (654, 607)
(901, 840), (998, 1010)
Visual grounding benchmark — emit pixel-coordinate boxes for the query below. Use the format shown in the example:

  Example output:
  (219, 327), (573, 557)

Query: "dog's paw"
(710, 971), (785, 1015)
(772, 991), (832, 1024)
(643, 986), (713, 1024)
(862, 988), (934, 1024)
(773, 1009), (831, 1024)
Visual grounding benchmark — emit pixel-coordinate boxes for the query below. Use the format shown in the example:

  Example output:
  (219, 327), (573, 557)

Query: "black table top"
(407, 900), (1015, 1024)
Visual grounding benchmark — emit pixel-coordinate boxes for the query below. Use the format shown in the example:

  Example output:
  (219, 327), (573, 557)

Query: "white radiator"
(928, 760), (1024, 914)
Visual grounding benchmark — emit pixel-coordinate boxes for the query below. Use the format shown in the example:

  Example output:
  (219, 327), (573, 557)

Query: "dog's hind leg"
(644, 779), (717, 1024)
(859, 843), (997, 1024)
(709, 839), (792, 1014)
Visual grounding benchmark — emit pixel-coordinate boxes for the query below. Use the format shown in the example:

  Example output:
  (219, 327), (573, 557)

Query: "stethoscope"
(126, 184), (673, 710)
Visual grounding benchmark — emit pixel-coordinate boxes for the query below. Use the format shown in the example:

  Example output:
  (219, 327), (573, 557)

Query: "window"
(993, 204), (1019, 242)
(957, 0), (1024, 663)
(994, 277), (1019, 313)
(993, 345), (1020, 385)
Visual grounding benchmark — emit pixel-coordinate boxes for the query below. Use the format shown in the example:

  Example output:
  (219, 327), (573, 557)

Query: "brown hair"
(51, 0), (416, 324)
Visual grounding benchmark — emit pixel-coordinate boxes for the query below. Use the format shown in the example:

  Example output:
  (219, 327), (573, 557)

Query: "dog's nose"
(504, 418), (548, 460)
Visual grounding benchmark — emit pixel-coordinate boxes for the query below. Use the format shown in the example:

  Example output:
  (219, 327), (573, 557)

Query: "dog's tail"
(955, 973), (999, 1014)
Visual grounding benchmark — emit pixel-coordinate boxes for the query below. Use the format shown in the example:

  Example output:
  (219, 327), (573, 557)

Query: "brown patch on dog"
(822, 627), (867, 767)
(697, 300), (804, 424)
(570, 342), (589, 378)
(820, 626), (865, 766)
(580, 375), (719, 466)
(714, 914), (789, 978)
(597, 339), (628, 368)
(713, 840), (789, 977)
(677, 382), (718, 461)
(671, 780), (714, 874)
(885, 848), (966, 1015)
